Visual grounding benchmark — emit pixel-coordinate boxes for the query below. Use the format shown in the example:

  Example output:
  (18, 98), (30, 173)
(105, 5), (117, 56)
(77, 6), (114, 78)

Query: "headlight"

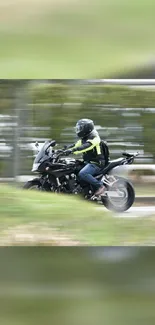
(31, 163), (40, 172)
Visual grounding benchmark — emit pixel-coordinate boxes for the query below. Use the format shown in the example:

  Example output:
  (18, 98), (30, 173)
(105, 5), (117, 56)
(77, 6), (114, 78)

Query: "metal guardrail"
(0, 163), (155, 183)
(32, 79), (155, 85)
(89, 79), (155, 85)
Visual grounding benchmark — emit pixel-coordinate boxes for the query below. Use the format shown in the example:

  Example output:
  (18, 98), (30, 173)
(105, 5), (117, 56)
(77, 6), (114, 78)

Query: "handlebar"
(52, 150), (68, 162)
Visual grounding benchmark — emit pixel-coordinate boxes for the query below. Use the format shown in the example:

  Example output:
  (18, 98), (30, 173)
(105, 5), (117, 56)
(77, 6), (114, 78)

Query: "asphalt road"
(97, 206), (155, 218)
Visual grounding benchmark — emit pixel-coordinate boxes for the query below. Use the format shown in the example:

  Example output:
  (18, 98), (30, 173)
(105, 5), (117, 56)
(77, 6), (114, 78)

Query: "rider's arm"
(68, 140), (82, 150)
(72, 136), (100, 154)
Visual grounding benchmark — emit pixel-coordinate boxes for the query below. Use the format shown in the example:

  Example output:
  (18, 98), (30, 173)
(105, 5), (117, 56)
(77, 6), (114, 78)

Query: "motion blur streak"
(0, 247), (155, 325)
(0, 0), (154, 78)
(0, 80), (155, 246)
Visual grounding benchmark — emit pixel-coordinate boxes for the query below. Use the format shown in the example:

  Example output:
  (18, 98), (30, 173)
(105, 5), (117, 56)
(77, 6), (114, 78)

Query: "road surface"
(97, 206), (155, 218)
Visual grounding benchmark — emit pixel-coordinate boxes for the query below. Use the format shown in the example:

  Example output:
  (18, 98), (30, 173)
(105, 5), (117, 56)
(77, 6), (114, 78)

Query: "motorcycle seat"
(103, 158), (125, 174)
(95, 158), (125, 178)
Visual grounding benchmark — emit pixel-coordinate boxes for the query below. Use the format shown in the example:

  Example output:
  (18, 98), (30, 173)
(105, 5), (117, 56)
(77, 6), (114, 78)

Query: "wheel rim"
(29, 184), (41, 191)
(107, 182), (128, 208)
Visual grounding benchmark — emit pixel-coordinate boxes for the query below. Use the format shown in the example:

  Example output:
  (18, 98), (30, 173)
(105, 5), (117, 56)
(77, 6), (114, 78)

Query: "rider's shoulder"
(89, 130), (100, 139)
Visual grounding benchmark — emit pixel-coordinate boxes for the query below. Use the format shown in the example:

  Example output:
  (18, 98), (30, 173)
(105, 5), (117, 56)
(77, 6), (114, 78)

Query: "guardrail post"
(12, 81), (29, 184)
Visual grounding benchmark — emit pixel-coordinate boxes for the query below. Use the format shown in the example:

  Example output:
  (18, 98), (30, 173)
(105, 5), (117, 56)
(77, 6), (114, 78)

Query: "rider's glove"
(64, 149), (73, 156)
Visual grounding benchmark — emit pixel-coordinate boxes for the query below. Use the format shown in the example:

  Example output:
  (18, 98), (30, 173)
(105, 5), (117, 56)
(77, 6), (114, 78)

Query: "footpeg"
(90, 195), (99, 201)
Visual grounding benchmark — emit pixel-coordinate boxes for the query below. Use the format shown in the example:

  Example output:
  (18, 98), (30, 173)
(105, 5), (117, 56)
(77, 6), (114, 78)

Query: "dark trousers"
(78, 163), (104, 190)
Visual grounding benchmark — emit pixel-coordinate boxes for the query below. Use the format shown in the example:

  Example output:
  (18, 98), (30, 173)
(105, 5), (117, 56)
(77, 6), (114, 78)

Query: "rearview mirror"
(50, 140), (56, 147)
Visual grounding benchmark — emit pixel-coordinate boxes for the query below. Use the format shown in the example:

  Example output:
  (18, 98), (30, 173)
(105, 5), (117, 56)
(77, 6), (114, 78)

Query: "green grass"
(0, 184), (155, 245)
(0, 245), (155, 324)
(0, 0), (155, 78)
(1, 295), (155, 325)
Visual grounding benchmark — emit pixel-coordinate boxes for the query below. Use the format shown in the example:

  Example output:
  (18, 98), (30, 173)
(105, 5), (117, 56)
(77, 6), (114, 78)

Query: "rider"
(64, 118), (106, 196)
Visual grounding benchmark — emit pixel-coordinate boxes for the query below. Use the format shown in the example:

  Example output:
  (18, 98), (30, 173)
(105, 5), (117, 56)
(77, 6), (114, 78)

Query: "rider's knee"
(78, 170), (85, 180)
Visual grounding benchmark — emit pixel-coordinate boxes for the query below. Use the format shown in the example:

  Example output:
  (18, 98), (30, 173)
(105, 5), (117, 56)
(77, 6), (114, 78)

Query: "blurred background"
(1, 79), (155, 190)
(1, 79), (155, 246)
(1, 0), (155, 323)
(0, 0), (155, 79)
(0, 246), (155, 325)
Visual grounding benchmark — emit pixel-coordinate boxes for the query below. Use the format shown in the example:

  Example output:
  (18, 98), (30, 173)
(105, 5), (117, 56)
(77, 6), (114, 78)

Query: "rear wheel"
(101, 177), (135, 212)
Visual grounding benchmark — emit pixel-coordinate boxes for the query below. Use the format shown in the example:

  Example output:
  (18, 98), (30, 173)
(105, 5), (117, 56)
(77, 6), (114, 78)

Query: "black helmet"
(75, 118), (94, 138)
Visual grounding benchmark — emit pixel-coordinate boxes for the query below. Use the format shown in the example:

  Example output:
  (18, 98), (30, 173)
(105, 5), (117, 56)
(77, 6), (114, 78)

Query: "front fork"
(39, 174), (52, 191)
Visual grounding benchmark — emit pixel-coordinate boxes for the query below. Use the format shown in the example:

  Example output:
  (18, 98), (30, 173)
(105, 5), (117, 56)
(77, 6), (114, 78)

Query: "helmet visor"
(76, 123), (83, 134)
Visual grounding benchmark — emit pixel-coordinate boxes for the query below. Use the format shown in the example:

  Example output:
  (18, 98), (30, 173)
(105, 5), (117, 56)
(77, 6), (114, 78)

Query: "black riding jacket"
(70, 130), (105, 165)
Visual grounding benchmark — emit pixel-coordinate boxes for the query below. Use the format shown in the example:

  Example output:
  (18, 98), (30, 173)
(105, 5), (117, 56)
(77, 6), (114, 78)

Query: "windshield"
(34, 141), (51, 164)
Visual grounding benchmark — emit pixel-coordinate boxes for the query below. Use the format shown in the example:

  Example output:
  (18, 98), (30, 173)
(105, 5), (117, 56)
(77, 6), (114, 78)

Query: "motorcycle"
(23, 140), (139, 212)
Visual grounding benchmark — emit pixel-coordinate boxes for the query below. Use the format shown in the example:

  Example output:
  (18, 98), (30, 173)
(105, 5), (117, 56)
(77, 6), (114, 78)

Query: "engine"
(60, 173), (77, 193)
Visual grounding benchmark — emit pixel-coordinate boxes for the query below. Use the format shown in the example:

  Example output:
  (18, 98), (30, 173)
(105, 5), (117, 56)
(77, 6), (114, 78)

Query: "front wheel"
(23, 178), (42, 190)
(23, 178), (51, 192)
(102, 177), (135, 212)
